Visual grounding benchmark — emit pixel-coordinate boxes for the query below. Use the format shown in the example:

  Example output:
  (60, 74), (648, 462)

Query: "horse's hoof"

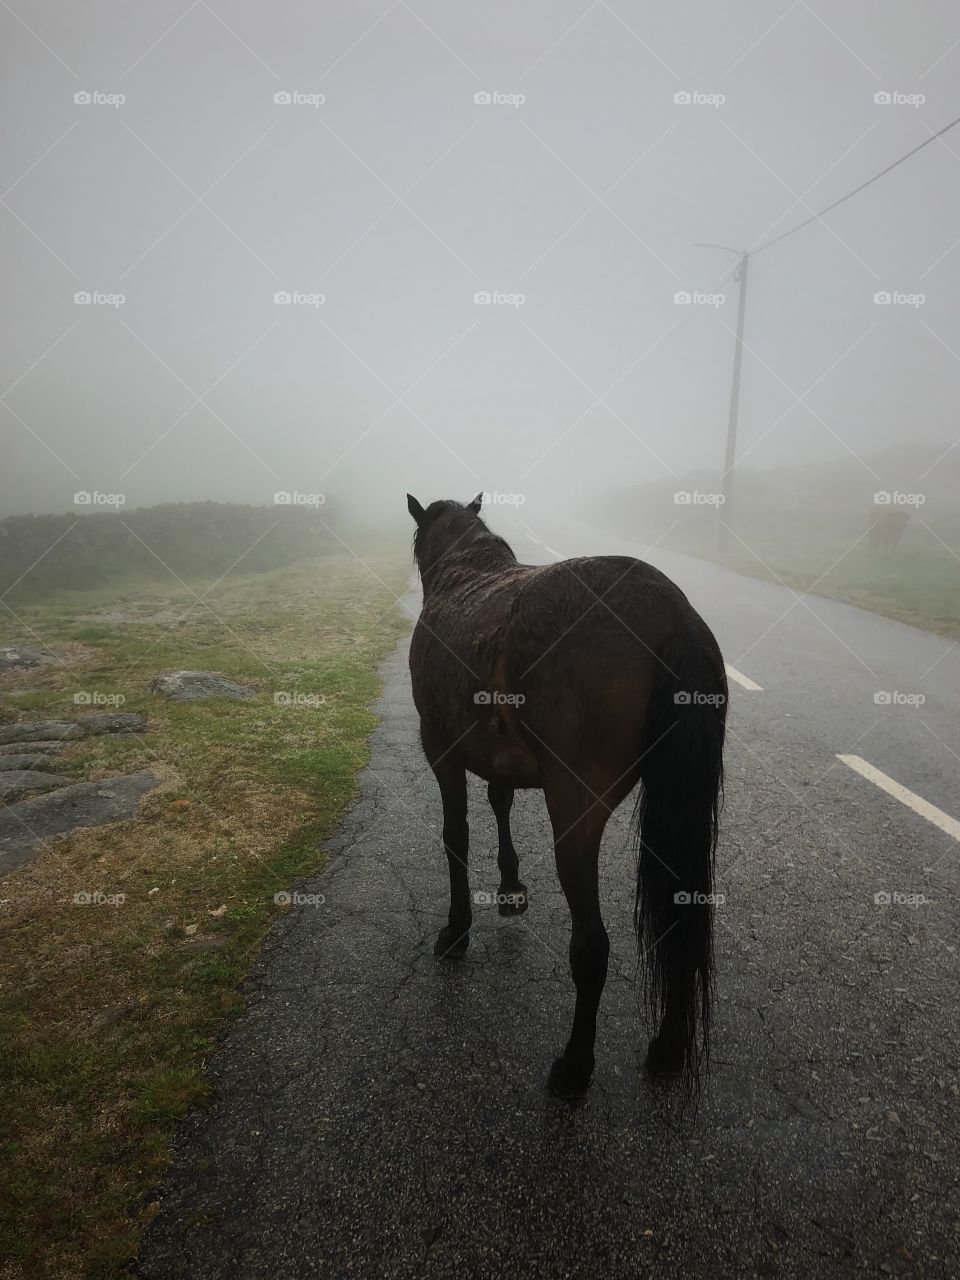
(547, 1054), (592, 1099)
(644, 1035), (683, 1078)
(497, 882), (528, 916)
(434, 925), (470, 959)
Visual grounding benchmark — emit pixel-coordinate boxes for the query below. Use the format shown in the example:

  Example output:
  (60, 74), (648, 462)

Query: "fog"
(3, 1), (960, 521)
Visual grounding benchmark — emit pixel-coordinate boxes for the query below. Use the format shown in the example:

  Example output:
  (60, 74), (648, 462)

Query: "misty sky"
(3, 0), (960, 517)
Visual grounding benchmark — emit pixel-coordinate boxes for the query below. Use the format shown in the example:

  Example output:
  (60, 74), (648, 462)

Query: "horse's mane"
(412, 503), (517, 577)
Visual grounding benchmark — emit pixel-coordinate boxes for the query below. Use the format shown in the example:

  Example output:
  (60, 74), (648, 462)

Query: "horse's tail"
(633, 619), (727, 1096)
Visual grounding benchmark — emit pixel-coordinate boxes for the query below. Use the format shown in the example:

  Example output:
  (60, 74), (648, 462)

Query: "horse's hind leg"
(429, 753), (471, 959)
(543, 782), (610, 1098)
(487, 781), (528, 916)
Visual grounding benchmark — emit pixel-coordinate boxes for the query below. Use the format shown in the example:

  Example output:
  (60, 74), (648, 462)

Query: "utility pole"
(689, 114), (960, 553)
(695, 244), (750, 552)
(721, 250), (749, 551)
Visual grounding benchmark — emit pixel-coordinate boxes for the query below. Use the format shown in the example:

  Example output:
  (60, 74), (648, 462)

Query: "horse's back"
(505, 554), (696, 668)
(410, 552), (717, 788)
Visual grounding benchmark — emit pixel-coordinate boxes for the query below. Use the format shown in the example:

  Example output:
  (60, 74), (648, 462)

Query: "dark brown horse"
(867, 506), (910, 551)
(407, 494), (727, 1099)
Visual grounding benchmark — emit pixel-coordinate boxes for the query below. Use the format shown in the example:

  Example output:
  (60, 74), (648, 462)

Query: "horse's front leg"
(428, 751), (471, 958)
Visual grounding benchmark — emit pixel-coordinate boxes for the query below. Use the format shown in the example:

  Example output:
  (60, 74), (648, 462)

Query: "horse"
(406, 493), (727, 1099)
(867, 506), (910, 551)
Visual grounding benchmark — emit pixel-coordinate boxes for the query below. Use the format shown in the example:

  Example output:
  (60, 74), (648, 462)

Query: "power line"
(751, 111), (960, 256)
(633, 109), (960, 454)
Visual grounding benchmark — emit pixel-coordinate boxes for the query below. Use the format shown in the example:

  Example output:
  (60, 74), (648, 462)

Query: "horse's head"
(406, 493), (503, 584)
(407, 493), (482, 529)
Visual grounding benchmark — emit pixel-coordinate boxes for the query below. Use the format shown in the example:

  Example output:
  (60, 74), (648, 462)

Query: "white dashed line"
(725, 664), (763, 691)
(837, 754), (960, 842)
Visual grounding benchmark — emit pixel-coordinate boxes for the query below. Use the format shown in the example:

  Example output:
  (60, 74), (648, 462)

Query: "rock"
(0, 713), (147, 747)
(0, 754), (63, 771)
(149, 671), (255, 702)
(0, 740), (67, 756)
(0, 645), (56, 671)
(0, 721), (82, 744)
(0, 772), (161, 876)
(76, 712), (148, 736)
(0, 770), (73, 800)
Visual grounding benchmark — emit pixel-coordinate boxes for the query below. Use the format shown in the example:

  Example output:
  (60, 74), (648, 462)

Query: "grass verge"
(662, 531), (960, 641)
(0, 548), (410, 1279)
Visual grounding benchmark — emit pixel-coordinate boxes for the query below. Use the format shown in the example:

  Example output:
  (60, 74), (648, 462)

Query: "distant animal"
(407, 493), (727, 1099)
(867, 507), (910, 551)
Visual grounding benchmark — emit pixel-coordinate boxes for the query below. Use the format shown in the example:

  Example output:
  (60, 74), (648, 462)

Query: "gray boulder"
(150, 671), (255, 702)
(0, 714), (147, 746)
(0, 753), (62, 771)
(0, 770), (72, 800)
(0, 772), (161, 875)
(0, 645), (56, 671)
(0, 740), (66, 756)
(0, 721), (82, 744)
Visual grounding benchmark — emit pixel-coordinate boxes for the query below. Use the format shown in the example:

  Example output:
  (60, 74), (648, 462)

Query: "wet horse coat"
(407, 494), (727, 1097)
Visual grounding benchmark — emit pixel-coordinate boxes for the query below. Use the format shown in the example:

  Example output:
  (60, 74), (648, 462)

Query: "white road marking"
(725, 664), (763, 691)
(837, 754), (960, 842)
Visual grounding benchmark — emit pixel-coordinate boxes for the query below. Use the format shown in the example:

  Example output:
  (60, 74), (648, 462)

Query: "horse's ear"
(467, 492), (483, 515)
(407, 493), (426, 525)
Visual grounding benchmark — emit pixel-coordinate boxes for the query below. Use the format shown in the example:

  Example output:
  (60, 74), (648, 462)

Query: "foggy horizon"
(4, 1), (960, 520)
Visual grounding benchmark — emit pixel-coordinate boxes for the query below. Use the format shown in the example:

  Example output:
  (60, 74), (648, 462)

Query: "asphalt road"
(139, 519), (960, 1279)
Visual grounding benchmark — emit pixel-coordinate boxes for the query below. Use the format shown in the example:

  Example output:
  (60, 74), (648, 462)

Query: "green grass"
(641, 523), (960, 639)
(595, 448), (960, 640)
(0, 547), (410, 1279)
